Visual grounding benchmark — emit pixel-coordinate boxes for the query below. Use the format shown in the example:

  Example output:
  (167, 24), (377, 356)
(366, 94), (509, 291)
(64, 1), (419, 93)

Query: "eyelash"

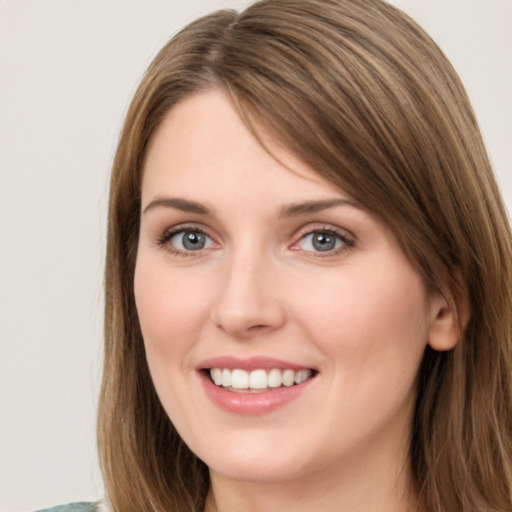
(291, 225), (355, 257)
(156, 224), (215, 257)
(155, 223), (355, 257)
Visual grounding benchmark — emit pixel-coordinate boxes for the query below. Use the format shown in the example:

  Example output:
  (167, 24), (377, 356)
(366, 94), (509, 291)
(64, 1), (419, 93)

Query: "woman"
(39, 0), (512, 511)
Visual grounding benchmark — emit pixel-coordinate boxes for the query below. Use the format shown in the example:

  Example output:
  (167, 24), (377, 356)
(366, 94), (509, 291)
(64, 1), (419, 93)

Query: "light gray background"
(1, 1), (510, 511)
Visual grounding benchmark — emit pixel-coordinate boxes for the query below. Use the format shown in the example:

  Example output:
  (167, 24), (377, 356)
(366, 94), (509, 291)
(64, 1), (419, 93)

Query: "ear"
(427, 282), (470, 352)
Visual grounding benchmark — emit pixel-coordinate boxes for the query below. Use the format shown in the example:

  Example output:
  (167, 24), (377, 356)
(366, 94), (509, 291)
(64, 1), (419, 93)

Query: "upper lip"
(197, 356), (316, 372)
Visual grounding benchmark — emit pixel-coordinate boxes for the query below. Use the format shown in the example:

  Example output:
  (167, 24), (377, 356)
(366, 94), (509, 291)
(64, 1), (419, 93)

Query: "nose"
(210, 249), (286, 340)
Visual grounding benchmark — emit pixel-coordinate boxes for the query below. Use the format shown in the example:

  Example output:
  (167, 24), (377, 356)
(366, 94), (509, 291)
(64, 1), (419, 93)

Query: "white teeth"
(295, 369), (311, 384)
(282, 369), (295, 387)
(231, 369), (249, 389)
(209, 368), (313, 390)
(249, 369), (267, 389)
(267, 368), (282, 388)
(211, 368), (222, 385)
(222, 368), (232, 387)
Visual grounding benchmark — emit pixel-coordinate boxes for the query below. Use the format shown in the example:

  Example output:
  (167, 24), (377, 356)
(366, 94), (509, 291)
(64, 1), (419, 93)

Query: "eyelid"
(154, 221), (355, 257)
(155, 222), (219, 255)
(289, 223), (356, 255)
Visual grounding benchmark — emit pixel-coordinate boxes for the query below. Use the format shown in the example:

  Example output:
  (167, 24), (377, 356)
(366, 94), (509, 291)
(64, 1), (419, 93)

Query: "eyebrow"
(142, 197), (212, 215)
(142, 196), (362, 217)
(279, 198), (362, 217)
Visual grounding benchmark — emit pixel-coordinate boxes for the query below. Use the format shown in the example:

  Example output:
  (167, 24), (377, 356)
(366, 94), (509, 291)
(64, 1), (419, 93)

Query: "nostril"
(248, 324), (269, 331)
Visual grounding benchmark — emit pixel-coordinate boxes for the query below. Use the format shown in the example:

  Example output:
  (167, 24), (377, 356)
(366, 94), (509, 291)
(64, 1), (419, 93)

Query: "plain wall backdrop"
(0, 1), (510, 511)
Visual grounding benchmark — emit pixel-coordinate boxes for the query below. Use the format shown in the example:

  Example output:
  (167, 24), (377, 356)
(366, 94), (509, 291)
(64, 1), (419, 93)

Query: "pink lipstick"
(197, 356), (317, 415)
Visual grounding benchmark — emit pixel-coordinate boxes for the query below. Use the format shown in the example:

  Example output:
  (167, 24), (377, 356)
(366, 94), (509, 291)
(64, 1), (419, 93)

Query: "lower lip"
(199, 372), (314, 415)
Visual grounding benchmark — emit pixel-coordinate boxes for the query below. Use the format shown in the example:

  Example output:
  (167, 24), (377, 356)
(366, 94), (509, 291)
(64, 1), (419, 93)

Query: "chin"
(191, 430), (321, 485)
(208, 456), (309, 485)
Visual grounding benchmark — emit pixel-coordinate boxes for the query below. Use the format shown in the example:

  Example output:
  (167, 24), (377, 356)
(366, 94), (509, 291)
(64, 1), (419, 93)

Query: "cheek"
(134, 261), (212, 370)
(291, 262), (430, 454)
(133, 260), (216, 429)
(295, 261), (430, 379)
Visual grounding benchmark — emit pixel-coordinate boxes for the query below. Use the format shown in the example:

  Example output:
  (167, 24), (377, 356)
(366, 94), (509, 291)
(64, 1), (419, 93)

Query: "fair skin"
(134, 89), (457, 512)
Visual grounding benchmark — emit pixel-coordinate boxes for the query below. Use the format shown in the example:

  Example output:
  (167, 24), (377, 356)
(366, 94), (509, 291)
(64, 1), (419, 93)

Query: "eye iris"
(182, 231), (206, 250)
(312, 232), (336, 251)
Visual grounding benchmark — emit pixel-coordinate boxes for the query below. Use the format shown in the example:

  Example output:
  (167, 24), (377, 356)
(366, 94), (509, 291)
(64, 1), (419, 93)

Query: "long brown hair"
(98, 1), (512, 510)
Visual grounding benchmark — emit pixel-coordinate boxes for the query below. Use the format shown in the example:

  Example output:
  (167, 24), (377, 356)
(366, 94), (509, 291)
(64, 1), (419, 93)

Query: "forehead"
(141, 89), (351, 207)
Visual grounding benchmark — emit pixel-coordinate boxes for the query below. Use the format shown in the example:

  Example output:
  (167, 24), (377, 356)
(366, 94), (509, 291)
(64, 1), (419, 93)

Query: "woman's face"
(135, 90), (447, 486)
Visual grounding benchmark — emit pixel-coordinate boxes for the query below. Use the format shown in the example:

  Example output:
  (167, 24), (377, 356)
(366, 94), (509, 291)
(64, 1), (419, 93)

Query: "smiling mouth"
(208, 368), (315, 393)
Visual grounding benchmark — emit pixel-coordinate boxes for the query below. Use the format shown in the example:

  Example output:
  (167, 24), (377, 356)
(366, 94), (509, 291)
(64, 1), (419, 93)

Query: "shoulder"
(34, 503), (100, 512)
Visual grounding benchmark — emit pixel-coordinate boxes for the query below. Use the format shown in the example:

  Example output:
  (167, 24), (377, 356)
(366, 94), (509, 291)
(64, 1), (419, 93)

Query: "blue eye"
(166, 230), (214, 252)
(298, 231), (346, 253)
